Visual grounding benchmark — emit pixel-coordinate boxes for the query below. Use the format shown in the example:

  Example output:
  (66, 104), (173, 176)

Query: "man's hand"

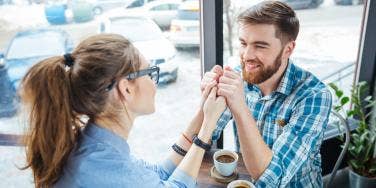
(217, 66), (246, 115)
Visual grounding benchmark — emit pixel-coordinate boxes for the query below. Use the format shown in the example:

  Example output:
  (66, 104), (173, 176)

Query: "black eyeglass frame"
(126, 66), (160, 84)
(106, 66), (160, 91)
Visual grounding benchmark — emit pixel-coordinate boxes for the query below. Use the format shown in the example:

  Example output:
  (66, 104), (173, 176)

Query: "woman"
(20, 34), (226, 187)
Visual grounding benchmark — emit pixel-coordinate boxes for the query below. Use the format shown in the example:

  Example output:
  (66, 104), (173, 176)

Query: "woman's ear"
(117, 78), (133, 102)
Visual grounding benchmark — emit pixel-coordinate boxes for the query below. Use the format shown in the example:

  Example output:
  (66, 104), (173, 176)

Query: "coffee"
(234, 185), (250, 188)
(227, 180), (254, 188)
(216, 154), (235, 163)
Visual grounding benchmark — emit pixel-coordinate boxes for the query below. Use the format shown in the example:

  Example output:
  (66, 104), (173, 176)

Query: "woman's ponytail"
(20, 56), (78, 187)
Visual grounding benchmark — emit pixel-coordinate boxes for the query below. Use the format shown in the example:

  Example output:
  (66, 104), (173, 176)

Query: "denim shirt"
(54, 123), (196, 188)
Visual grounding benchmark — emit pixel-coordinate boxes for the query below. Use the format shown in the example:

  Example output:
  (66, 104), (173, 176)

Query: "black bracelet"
(192, 135), (211, 151)
(172, 144), (187, 156)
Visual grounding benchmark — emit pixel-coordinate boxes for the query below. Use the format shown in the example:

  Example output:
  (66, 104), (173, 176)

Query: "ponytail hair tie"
(63, 53), (74, 67)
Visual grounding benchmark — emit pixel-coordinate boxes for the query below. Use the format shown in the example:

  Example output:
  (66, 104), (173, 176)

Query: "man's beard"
(241, 49), (283, 84)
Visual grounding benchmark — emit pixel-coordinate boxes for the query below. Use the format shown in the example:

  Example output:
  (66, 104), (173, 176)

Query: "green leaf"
(347, 110), (355, 117)
(336, 90), (344, 98)
(364, 144), (372, 160)
(355, 145), (364, 155)
(341, 97), (350, 106)
(349, 159), (361, 170)
(329, 83), (339, 92)
(334, 106), (342, 111)
(360, 131), (369, 143)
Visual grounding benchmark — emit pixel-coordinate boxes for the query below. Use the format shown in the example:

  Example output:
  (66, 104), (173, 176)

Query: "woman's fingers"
(208, 86), (217, 99)
(201, 72), (219, 91)
(212, 65), (224, 75)
(202, 81), (216, 100)
(217, 87), (232, 98)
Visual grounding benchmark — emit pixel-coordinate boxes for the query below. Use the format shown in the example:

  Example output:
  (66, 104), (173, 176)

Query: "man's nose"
(241, 46), (256, 62)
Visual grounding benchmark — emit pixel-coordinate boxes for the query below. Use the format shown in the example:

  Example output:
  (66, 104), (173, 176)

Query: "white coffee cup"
(213, 149), (238, 176)
(227, 180), (255, 188)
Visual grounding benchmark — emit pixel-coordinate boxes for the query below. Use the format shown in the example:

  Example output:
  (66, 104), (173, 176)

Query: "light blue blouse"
(54, 123), (196, 188)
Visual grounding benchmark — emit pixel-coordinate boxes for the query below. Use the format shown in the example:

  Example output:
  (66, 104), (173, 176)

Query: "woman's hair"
(20, 34), (141, 187)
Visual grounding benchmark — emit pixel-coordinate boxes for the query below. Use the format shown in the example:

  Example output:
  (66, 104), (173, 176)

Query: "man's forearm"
(232, 103), (273, 180)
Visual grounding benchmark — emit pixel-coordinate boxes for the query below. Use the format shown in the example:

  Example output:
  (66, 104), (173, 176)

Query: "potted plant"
(329, 81), (376, 188)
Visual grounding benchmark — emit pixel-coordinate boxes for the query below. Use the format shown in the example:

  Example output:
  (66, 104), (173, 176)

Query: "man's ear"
(117, 78), (133, 102)
(283, 41), (296, 59)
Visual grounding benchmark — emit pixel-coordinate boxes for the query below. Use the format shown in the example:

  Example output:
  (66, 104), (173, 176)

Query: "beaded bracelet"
(172, 143), (187, 156)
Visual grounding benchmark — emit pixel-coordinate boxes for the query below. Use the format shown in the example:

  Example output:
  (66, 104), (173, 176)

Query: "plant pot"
(349, 169), (376, 188)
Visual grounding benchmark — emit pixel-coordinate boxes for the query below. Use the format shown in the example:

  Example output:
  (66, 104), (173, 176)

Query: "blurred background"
(0, 0), (368, 187)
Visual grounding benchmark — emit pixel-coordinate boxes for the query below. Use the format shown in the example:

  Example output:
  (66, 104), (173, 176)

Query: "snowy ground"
(0, 2), (364, 187)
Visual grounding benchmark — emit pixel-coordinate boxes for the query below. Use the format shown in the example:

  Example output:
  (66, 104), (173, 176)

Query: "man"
(201, 1), (332, 187)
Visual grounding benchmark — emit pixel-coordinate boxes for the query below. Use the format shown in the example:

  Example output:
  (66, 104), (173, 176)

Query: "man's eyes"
(256, 45), (266, 49)
(240, 43), (266, 49)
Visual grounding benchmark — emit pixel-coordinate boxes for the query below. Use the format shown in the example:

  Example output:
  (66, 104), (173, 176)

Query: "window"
(0, 0), (201, 185)
(221, 0), (366, 150)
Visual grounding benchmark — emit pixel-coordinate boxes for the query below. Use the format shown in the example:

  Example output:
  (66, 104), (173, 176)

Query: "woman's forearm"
(169, 110), (203, 166)
(176, 119), (216, 178)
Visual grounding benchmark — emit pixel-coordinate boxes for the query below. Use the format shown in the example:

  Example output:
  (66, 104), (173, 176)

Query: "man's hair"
(238, 0), (300, 44)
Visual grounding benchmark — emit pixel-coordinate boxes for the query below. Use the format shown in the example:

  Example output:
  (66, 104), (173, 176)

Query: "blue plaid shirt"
(212, 61), (332, 187)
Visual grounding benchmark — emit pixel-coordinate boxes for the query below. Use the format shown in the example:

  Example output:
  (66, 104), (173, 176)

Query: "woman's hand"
(200, 80), (217, 112)
(202, 87), (226, 133)
(181, 80), (218, 145)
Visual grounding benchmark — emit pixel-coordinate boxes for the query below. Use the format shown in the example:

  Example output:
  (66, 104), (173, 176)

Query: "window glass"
(0, 0), (201, 186)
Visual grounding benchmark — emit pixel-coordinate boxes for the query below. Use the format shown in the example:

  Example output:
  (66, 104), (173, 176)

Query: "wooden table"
(197, 150), (251, 188)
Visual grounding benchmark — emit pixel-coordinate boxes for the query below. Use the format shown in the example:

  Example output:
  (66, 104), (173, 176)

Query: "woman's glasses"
(126, 66), (160, 84)
(106, 66), (160, 91)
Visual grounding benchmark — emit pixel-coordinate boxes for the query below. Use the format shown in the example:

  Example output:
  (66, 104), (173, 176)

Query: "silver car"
(169, 0), (199, 48)
(90, 0), (133, 15)
(99, 16), (179, 84)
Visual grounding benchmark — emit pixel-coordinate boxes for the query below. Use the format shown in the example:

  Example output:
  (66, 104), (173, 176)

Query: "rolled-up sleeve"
(255, 90), (332, 187)
(134, 157), (196, 187)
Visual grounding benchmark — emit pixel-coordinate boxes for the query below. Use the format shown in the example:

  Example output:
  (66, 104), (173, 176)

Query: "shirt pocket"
(265, 112), (291, 137)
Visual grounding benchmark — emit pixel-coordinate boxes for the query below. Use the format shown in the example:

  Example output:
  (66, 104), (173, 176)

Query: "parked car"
(44, 1), (68, 24)
(44, 0), (94, 24)
(0, 0), (12, 5)
(125, 0), (155, 8)
(334, 0), (364, 5)
(99, 16), (178, 84)
(169, 0), (199, 48)
(105, 0), (179, 29)
(89, 0), (133, 15)
(122, 0), (181, 30)
(0, 29), (73, 117)
(280, 0), (324, 9)
(71, 0), (95, 22)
